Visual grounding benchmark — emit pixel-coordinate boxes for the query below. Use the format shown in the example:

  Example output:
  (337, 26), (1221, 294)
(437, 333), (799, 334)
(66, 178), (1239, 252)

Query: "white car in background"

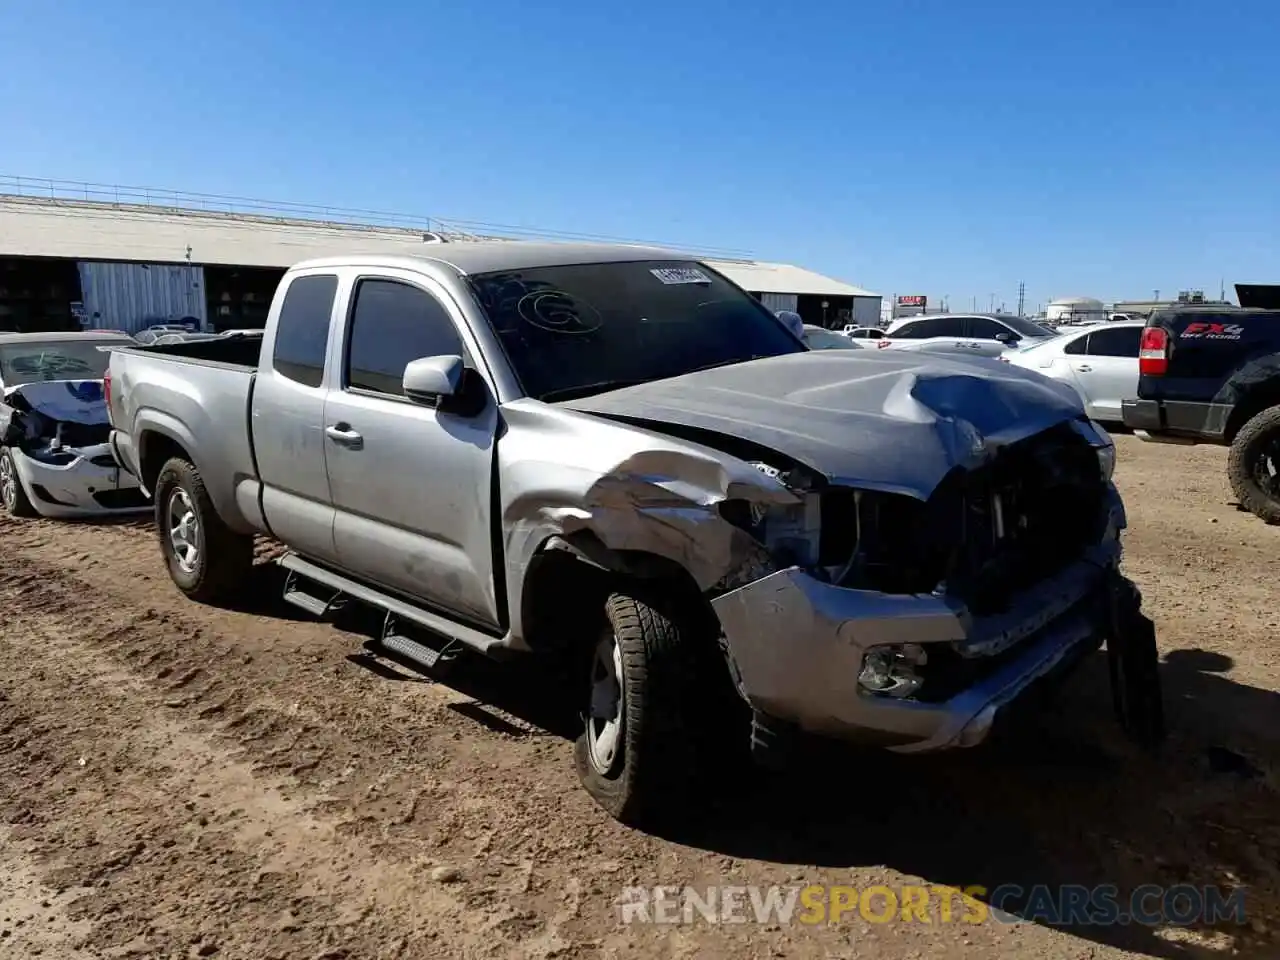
(1004, 321), (1142, 425)
(803, 324), (864, 349)
(877, 313), (1057, 358)
(841, 325), (886, 342)
(0, 331), (150, 519)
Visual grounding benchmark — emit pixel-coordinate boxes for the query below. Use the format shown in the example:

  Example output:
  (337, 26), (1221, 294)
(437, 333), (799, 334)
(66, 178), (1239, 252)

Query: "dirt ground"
(0, 434), (1276, 960)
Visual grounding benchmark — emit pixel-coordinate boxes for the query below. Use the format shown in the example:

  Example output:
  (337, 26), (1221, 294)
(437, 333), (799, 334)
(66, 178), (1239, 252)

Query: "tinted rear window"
(272, 274), (337, 387)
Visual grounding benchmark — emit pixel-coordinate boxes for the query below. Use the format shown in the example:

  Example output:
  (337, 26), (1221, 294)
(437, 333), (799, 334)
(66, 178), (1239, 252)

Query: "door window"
(967, 316), (1014, 342)
(892, 316), (964, 338)
(1086, 326), (1142, 358)
(1063, 332), (1090, 355)
(272, 274), (338, 387)
(345, 279), (464, 396)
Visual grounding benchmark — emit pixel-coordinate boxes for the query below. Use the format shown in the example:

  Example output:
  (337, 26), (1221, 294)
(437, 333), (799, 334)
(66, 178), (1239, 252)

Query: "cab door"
(322, 271), (502, 629)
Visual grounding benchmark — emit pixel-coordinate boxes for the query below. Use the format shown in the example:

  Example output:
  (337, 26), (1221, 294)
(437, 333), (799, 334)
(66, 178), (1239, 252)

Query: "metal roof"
(704, 258), (878, 298)
(0, 194), (876, 298)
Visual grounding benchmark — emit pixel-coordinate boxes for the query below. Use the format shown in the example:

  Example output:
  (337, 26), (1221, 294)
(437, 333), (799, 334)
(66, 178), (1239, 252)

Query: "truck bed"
(108, 333), (264, 535)
(126, 331), (264, 369)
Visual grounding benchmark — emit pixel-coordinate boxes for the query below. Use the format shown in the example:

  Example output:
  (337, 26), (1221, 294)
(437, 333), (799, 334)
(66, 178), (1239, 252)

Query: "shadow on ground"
(345, 628), (1278, 958)
(660, 649), (1276, 959)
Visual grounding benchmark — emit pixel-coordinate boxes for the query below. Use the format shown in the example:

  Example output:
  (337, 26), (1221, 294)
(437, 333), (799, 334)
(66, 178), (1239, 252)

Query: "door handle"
(1075, 364), (1092, 372)
(325, 424), (364, 449)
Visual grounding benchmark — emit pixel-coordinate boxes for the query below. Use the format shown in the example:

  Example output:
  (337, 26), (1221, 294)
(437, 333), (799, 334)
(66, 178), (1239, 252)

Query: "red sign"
(897, 295), (927, 308)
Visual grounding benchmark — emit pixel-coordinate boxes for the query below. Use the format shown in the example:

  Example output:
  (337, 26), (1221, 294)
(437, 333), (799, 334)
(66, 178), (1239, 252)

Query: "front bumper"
(12, 444), (151, 519)
(710, 496), (1133, 753)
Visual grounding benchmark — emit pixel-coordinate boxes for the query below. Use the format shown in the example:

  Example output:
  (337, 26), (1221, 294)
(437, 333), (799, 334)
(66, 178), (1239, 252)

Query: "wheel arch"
(1225, 384), (1280, 444)
(518, 532), (717, 657)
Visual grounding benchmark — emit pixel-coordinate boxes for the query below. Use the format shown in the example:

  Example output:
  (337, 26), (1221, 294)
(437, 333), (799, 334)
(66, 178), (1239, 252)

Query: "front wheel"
(0, 447), (36, 518)
(1227, 406), (1280, 524)
(573, 591), (726, 827)
(153, 456), (253, 603)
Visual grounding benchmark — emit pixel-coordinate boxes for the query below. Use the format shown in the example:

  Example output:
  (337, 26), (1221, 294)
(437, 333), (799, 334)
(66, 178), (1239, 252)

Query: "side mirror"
(403, 354), (464, 406)
(994, 331), (1019, 344)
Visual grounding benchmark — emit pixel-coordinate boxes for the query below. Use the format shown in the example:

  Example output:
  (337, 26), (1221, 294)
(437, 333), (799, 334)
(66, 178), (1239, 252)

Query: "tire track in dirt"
(0, 569), (571, 958)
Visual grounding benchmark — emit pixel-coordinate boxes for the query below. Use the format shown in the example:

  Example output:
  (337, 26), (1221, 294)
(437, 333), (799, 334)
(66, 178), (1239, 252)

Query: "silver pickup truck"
(107, 243), (1163, 826)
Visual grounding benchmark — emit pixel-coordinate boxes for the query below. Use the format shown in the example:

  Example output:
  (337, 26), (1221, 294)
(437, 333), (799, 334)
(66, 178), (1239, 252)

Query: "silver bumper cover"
(711, 509), (1127, 752)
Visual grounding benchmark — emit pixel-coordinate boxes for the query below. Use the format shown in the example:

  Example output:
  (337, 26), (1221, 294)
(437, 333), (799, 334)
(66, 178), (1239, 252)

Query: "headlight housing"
(1071, 418), (1115, 481)
(717, 461), (823, 567)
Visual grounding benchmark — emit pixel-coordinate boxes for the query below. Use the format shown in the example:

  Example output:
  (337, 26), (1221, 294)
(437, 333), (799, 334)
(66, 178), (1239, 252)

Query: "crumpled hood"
(559, 351), (1087, 499)
(2, 380), (107, 426)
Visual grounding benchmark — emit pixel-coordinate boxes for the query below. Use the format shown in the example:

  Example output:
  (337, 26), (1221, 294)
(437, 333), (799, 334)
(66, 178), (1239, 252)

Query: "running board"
(281, 569), (346, 618)
(276, 553), (507, 658)
(380, 611), (461, 672)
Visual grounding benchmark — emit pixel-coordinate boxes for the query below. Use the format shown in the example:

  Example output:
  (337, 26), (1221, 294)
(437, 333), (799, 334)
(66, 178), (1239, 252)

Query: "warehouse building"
(0, 191), (879, 334)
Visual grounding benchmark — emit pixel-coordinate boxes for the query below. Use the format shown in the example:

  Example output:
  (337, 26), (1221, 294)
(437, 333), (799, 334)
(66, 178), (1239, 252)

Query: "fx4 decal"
(1181, 322), (1244, 339)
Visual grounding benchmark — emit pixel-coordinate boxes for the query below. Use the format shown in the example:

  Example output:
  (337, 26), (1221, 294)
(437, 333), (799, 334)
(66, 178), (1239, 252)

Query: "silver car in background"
(1004, 322), (1142, 425)
(0, 331), (149, 518)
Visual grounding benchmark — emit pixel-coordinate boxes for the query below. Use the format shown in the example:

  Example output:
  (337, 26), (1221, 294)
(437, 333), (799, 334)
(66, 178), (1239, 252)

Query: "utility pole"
(1016, 280), (1026, 317)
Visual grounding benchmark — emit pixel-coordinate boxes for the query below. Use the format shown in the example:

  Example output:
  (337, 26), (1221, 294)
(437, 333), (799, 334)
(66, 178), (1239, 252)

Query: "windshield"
(0, 339), (119, 387)
(998, 315), (1058, 339)
(467, 260), (806, 401)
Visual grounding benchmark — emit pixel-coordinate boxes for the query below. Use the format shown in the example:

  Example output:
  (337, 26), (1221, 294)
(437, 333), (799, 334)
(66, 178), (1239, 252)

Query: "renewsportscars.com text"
(616, 883), (1247, 927)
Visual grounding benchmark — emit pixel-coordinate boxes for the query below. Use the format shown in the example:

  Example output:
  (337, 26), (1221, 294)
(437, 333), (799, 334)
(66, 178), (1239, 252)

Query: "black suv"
(1122, 306), (1280, 522)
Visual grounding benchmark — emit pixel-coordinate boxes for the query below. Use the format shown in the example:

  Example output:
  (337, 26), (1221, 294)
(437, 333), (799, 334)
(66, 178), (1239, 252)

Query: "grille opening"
(822, 422), (1108, 614)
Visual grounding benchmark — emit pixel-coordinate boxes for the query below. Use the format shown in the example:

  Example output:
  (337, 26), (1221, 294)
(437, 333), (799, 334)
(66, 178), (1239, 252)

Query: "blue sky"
(1, 0), (1277, 312)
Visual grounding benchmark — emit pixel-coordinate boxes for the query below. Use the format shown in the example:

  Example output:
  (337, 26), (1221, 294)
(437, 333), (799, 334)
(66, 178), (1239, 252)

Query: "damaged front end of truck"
(549, 354), (1165, 757)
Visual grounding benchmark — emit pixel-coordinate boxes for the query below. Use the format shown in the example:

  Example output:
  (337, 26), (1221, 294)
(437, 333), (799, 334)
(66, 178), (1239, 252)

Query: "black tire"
(153, 456), (253, 603)
(0, 447), (36, 518)
(1107, 610), (1165, 751)
(1227, 405), (1280, 524)
(573, 590), (726, 827)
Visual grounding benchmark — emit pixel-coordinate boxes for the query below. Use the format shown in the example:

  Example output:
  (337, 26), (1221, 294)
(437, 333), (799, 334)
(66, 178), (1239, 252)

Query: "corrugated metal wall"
(852, 296), (882, 326)
(77, 261), (207, 334)
(759, 292), (799, 314)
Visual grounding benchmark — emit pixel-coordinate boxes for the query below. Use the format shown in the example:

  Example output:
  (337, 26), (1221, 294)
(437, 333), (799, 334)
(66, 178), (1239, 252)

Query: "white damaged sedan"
(0, 331), (150, 519)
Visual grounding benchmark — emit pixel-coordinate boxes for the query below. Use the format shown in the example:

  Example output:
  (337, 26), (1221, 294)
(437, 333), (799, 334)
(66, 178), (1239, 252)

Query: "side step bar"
(277, 553), (509, 664)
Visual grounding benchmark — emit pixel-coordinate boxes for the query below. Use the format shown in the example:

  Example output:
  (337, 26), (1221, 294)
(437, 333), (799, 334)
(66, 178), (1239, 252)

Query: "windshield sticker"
(651, 267), (712, 285)
(517, 290), (603, 335)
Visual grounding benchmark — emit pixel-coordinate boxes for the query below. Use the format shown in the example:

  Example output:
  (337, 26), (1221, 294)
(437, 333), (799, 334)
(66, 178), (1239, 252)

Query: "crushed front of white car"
(1, 380), (149, 518)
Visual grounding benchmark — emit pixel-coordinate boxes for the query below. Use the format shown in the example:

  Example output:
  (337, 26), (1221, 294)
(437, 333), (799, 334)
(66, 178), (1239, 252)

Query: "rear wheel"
(1227, 406), (1280, 524)
(153, 456), (253, 602)
(0, 447), (36, 518)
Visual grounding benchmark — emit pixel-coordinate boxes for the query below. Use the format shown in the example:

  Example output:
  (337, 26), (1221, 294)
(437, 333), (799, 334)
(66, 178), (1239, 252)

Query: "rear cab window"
(272, 274), (338, 387)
